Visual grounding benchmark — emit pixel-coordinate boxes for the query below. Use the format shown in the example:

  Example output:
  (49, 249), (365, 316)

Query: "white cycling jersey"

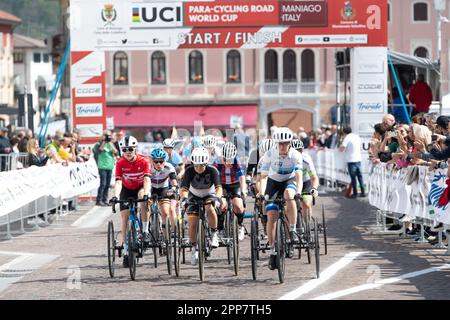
(301, 153), (317, 183)
(150, 162), (177, 188)
(260, 146), (303, 182)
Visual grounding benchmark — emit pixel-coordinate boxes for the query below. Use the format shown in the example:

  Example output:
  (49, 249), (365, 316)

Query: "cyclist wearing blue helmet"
(183, 136), (203, 165)
(149, 148), (178, 230)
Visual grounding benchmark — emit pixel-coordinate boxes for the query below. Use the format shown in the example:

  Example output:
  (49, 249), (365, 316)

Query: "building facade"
(0, 10), (21, 127)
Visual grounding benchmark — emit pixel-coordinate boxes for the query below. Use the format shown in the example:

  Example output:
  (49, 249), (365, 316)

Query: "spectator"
(114, 130), (125, 158)
(92, 130), (118, 206)
(62, 133), (76, 162)
(233, 124), (250, 164)
(339, 127), (366, 198)
(369, 123), (388, 163)
(0, 127), (12, 171)
(27, 138), (48, 167)
(326, 125), (338, 149)
(10, 137), (20, 154)
(408, 74), (433, 116)
(45, 133), (67, 164)
(382, 114), (396, 130)
(19, 129), (33, 153)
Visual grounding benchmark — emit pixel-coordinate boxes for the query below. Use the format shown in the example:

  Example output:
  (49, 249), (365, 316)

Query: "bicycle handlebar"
(111, 197), (148, 213)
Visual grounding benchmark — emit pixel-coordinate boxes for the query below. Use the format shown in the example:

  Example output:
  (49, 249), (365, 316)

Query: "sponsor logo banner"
(357, 102), (384, 113)
(76, 124), (104, 138)
(75, 84), (102, 98)
(131, 3), (183, 28)
(357, 81), (384, 93)
(75, 103), (103, 117)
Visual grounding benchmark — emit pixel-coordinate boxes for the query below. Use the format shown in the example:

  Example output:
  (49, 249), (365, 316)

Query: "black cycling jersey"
(180, 165), (221, 198)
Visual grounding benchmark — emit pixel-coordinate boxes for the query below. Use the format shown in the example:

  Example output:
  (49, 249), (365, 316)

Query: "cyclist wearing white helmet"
(109, 136), (152, 268)
(259, 127), (304, 270)
(291, 139), (319, 226)
(202, 134), (221, 164)
(180, 147), (223, 266)
(213, 142), (247, 241)
(163, 138), (185, 179)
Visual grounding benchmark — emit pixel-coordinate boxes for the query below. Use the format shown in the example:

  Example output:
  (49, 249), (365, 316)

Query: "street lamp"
(434, 0), (449, 114)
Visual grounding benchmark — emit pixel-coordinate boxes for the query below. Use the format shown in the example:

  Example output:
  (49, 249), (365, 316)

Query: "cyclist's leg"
(265, 178), (281, 248)
(159, 199), (172, 226)
(138, 188), (150, 232)
(301, 196), (313, 223)
(186, 196), (200, 245)
(284, 179), (298, 233)
(205, 197), (218, 230)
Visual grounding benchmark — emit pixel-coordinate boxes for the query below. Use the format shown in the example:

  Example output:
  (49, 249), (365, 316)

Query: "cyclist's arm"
(311, 174), (319, 190)
(176, 164), (185, 180)
(114, 180), (122, 198)
(295, 170), (303, 195)
(143, 176), (151, 196)
(215, 185), (223, 198)
(239, 175), (247, 195)
(211, 166), (223, 198)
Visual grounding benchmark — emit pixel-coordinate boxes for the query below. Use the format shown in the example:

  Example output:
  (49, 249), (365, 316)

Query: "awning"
(388, 50), (440, 74)
(106, 105), (258, 128)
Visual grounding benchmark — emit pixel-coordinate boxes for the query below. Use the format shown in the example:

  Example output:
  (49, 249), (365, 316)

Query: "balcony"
(261, 82), (321, 98)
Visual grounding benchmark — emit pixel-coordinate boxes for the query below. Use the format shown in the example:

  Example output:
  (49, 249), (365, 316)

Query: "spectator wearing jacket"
(408, 74), (433, 116)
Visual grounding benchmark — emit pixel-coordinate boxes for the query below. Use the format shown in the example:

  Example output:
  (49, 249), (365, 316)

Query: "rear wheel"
(197, 218), (205, 281)
(305, 209), (311, 264)
(165, 217), (172, 275)
(314, 218), (320, 278)
(225, 210), (232, 265)
(107, 220), (115, 278)
(174, 219), (181, 277)
(127, 220), (137, 280)
(322, 205), (328, 255)
(275, 218), (286, 284)
(250, 216), (258, 280)
(151, 211), (159, 268)
(232, 215), (239, 276)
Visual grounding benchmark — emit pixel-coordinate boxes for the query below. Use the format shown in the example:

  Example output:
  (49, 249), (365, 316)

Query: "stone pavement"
(0, 190), (449, 300)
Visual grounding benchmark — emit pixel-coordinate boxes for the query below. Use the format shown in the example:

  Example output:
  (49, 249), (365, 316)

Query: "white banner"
(0, 159), (100, 217)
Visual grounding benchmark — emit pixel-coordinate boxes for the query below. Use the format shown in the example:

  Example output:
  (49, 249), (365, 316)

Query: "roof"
(13, 34), (47, 49)
(0, 10), (21, 25)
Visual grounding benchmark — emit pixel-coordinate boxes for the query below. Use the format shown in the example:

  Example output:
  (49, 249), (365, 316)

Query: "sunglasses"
(153, 160), (164, 164)
(121, 147), (135, 153)
(194, 164), (206, 168)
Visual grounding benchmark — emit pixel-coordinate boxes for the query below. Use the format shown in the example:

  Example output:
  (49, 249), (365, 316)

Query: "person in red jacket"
(408, 74), (433, 116)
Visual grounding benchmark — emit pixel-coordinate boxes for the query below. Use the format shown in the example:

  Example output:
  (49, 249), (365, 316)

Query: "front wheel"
(275, 218), (286, 284)
(197, 218), (206, 281)
(173, 218), (181, 277)
(314, 218), (320, 279)
(107, 220), (115, 278)
(232, 215), (239, 276)
(127, 220), (137, 280)
(250, 217), (258, 280)
(165, 217), (172, 275)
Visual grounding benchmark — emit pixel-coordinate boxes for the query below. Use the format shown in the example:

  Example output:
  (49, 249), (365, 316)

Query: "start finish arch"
(69, 0), (388, 144)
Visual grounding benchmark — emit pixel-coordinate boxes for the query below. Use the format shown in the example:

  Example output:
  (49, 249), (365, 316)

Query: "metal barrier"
(0, 153), (29, 171)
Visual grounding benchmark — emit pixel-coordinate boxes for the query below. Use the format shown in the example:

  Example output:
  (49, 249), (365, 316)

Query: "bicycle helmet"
(259, 139), (274, 154)
(222, 142), (237, 160)
(150, 148), (167, 160)
(162, 138), (175, 149)
(272, 127), (293, 143)
(119, 135), (138, 148)
(291, 139), (304, 150)
(191, 147), (210, 165)
(202, 135), (217, 149)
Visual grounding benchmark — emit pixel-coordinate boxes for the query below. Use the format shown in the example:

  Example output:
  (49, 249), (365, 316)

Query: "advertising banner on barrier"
(70, 0), (387, 51)
(0, 159), (100, 217)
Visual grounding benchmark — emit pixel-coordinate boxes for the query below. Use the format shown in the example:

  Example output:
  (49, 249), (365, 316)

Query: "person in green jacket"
(93, 130), (118, 206)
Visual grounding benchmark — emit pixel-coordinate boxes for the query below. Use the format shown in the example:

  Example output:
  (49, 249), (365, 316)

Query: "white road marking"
(71, 206), (112, 228)
(0, 252), (58, 293)
(311, 264), (450, 300)
(278, 251), (367, 300)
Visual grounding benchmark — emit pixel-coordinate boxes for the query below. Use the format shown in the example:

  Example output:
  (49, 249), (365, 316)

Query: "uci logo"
(133, 5), (182, 25)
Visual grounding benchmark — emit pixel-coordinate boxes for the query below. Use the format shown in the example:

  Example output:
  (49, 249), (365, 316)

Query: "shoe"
(350, 194), (358, 199)
(95, 201), (102, 206)
(268, 253), (277, 270)
(143, 232), (151, 245)
(286, 244), (294, 258)
(289, 231), (299, 244)
(431, 223), (444, 232)
(388, 224), (402, 231)
(191, 249), (198, 266)
(238, 226), (245, 241)
(211, 231), (219, 248)
(122, 255), (129, 268)
(360, 193), (367, 198)
(101, 200), (109, 207)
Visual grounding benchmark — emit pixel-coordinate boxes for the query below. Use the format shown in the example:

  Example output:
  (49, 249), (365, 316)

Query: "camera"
(104, 135), (111, 142)
(431, 135), (438, 142)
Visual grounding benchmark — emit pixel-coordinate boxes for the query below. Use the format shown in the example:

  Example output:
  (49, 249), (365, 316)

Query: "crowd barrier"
(0, 158), (100, 239)
(306, 148), (450, 252)
(0, 153), (29, 171)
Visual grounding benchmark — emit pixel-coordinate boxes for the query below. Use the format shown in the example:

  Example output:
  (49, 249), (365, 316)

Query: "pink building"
(101, 0), (450, 139)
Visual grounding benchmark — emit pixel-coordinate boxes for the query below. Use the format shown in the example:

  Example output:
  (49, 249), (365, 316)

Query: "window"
(413, 2), (428, 21)
(113, 51), (128, 85)
(33, 53), (41, 63)
(301, 49), (315, 82)
(226, 50), (241, 83)
(13, 51), (24, 63)
(43, 53), (50, 63)
(151, 51), (166, 84)
(414, 46), (428, 58)
(387, 2), (391, 22)
(189, 51), (203, 84)
(283, 50), (297, 82)
(264, 50), (278, 82)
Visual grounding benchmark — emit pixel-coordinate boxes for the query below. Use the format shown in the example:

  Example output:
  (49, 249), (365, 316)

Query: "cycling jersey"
(167, 151), (183, 168)
(150, 162), (176, 188)
(181, 165), (221, 198)
(260, 147), (303, 182)
(208, 146), (222, 165)
(301, 153), (317, 183)
(115, 154), (151, 190)
(214, 157), (244, 185)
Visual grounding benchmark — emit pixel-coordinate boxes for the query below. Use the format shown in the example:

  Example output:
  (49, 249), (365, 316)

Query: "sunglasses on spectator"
(153, 160), (164, 164)
(121, 147), (135, 153)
